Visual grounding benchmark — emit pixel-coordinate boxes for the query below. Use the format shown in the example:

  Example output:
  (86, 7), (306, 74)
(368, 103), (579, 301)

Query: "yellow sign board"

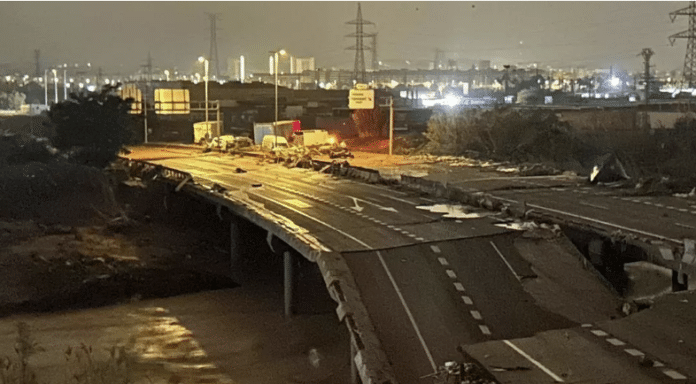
(349, 88), (375, 109)
(155, 89), (190, 114)
(119, 84), (142, 114)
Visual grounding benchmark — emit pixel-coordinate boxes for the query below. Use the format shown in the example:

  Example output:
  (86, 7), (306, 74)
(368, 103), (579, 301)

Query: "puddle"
(416, 204), (495, 219)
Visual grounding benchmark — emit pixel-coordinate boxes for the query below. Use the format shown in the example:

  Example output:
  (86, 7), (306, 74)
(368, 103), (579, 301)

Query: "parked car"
(261, 135), (289, 152)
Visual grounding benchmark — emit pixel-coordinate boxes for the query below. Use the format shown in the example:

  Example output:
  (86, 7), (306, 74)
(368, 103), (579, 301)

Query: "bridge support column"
(672, 270), (689, 292)
(284, 250), (294, 317)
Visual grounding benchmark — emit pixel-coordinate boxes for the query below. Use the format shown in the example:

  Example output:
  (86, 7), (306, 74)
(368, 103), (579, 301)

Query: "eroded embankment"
(0, 162), (242, 317)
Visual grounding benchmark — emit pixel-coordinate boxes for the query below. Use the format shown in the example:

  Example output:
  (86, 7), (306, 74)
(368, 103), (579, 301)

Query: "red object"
(292, 120), (301, 132)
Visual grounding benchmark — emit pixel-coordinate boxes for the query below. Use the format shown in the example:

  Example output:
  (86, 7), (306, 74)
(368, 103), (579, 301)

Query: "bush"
(423, 106), (597, 165)
(0, 91), (26, 110)
(49, 85), (135, 168)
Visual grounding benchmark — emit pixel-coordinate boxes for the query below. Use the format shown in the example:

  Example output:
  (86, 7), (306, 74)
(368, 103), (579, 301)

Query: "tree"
(0, 91), (26, 110)
(423, 106), (590, 164)
(49, 85), (135, 168)
(351, 106), (387, 138)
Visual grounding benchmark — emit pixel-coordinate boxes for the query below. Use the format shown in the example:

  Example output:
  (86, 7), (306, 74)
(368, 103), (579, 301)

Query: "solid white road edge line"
(494, 197), (682, 244)
(489, 241), (521, 282)
(503, 340), (565, 383)
(376, 250), (438, 373)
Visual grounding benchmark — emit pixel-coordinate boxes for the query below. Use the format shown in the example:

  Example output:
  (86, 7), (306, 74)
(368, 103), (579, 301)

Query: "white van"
(261, 135), (289, 152)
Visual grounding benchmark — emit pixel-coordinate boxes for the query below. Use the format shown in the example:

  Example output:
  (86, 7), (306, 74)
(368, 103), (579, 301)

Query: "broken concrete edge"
(310, 160), (385, 184)
(524, 210), (696, 276)
(393, 172), (696, 276)
(318, 252), (399, 384)
(118, 159), (399, 384)
(552, 233), (623, 297)
(307, 158), (696, 280)
(181, 185), (399, 384)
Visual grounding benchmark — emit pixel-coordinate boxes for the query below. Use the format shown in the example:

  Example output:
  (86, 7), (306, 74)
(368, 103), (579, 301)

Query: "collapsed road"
(119, 144), (696, 384)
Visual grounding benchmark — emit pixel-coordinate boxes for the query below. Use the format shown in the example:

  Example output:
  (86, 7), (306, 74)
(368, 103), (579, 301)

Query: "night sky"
(0, 1), (689, 75)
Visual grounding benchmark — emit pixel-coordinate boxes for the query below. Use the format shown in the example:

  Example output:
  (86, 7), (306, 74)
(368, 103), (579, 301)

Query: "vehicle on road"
(214, 135), (253, 151)
(193, 121), (222, 145)
(261, 135), (290, 152)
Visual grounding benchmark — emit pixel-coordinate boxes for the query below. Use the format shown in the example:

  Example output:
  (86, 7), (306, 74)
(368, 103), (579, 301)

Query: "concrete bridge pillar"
(284, 250), (294, 317)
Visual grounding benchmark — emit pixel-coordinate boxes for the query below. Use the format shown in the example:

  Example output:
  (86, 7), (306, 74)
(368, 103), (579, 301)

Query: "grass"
(1, 322), (135, 384)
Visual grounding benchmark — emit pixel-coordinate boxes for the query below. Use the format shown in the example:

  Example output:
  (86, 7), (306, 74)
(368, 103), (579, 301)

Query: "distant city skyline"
(0, 2), (690, 76)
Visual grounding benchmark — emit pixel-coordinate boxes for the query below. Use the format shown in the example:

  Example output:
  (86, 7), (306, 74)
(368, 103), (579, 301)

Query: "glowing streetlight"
(44, 70), (48, 106)
(52, 69), (58, 103)
(270, 49), (287, 150)
(198, 56), (209, 123)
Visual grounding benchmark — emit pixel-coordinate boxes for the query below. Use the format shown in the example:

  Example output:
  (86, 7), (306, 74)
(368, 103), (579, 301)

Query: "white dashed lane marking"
(664, 370), (688, 380)
(430, 243), (492, 337)
(584, 324), (688, 380)
(624, 349), (644, 357)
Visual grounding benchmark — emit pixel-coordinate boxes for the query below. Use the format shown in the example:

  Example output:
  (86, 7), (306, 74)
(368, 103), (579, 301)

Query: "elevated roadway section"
(119, 145), (695, 384)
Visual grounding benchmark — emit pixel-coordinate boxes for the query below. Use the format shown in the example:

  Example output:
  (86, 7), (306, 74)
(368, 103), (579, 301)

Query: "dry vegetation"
(420, 107), (696, 190)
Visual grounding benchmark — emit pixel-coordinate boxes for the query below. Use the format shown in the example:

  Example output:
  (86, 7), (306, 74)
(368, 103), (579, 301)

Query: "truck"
(253, 120), (300, 144)
(193, 121), (222, 145)
(293, 129), (335, 147)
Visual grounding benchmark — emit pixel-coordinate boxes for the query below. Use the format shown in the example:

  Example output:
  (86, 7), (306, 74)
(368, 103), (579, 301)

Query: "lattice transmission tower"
(346, 3), (374, 84)
(207, 13), (221, 79)
(669, 1), (696, 87)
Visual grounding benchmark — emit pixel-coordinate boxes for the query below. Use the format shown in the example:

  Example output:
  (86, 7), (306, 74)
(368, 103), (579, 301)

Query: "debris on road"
(589, 153), (630, 184)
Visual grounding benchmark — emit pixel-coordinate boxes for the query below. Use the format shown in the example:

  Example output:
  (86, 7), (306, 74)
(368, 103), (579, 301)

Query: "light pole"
(270, 49), (286, 149)
(52, 69), (58, 103)
(198, 56), (209, 123)
(44, 70), (48, 106)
